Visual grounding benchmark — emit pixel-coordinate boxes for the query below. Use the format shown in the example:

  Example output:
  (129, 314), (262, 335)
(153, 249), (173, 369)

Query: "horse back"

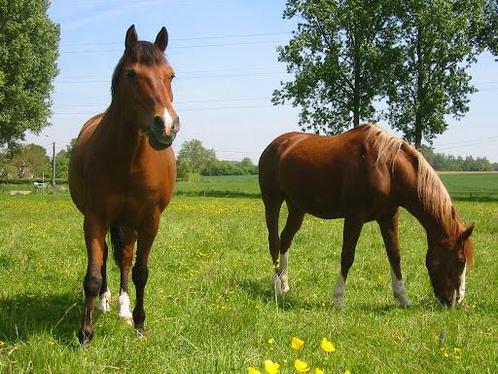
(259, 126), (397, 219)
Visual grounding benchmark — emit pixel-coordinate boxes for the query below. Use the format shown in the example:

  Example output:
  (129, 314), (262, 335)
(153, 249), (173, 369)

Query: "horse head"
(426, 223), (474, 307)
(112, 25), (180, 149)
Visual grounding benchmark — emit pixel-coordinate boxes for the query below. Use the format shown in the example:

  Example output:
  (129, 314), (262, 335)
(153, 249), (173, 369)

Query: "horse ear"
(125, 25), (138, 51)
(155, 27), (168, 52)
(460, 223), (475, 241)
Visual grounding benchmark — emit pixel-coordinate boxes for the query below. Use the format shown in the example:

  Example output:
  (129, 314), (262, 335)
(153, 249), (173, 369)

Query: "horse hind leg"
(274, 202), (305, 296)
(262, 193), (284, 293)
(98, 241), (111, 313)
(110, 226), (137, 324)
(333, 217), (364, 308)
(378, 211), (411, 308)
(132, 215), (160, 335)
(79, 217), (106, 344)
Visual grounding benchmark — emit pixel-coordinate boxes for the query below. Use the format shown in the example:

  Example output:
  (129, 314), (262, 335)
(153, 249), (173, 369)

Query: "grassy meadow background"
(0, 173), (497, 373)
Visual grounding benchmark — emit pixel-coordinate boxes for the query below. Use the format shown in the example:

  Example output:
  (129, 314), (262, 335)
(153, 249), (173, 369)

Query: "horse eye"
(126, 70), (137, 78)
(171, 73), (176, 80)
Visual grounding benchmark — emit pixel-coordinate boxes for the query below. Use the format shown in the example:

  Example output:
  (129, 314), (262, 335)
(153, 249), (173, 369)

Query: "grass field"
(0, 176), (497, 373)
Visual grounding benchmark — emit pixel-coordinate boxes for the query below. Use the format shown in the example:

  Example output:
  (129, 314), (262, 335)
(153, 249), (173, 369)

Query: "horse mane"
(364, 124), (455, 234)
(111, 41), (168, 99)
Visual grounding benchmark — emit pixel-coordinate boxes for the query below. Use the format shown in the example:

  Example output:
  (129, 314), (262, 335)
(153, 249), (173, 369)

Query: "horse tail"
(109, 225), (124, 265)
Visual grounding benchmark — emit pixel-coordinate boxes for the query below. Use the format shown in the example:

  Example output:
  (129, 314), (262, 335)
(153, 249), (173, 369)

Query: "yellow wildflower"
(248, 368), (262, 374)
(268, 338), (275, 345)
(264, 359), (280, 374)
(314, 368), (325, 374)
(320, 338), (335, 353)
(344, 370), (351, 374)
(294, 359), (310, 373)
(291, 336), (305, 350)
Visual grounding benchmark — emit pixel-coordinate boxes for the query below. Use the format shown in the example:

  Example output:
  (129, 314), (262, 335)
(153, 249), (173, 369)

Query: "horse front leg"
(333, 217), (363, 308)
(117, 228), (137, 324)
(79, 216), (107, 344)
(378, 210), (411, 308)
(132, 213), (160, 335)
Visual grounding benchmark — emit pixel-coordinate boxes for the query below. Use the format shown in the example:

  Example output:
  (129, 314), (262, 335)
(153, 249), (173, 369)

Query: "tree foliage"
(8, 144), (49, 178)
(273, 0), (399, 133)
(274, 0), (496, 145)
(0, 0), (60, 148)
(386, 0), (490, 147)
(176, 139), (217, 178)
(176, 140), (258, 178)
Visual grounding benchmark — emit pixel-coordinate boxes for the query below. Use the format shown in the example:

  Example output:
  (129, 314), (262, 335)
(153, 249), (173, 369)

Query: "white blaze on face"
(458, 263), (467, 303)
(118, 290), (133, 322)
(162, 108), (173, 134)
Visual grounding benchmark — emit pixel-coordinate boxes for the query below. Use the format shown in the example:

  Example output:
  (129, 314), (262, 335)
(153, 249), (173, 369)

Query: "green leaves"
(274, 0), (495, 145)
(274, 0), (400, 133)
(0, 0), (60, 148)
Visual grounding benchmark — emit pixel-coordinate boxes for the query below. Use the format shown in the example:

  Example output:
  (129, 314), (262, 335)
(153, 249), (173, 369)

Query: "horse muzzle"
(149, 115), (180, 150)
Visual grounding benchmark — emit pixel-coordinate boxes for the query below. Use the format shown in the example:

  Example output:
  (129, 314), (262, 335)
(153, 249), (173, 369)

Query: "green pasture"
(0, 182), (497, 372)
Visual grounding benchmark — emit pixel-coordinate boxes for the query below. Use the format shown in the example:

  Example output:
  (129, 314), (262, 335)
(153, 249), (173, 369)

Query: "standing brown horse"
(259, 124), (474, 308)
(69, 25), (179, 344)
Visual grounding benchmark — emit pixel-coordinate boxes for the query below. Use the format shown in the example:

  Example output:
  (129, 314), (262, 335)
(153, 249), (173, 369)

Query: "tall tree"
(273, 0), (399, 133)
(9, 144), (49, 178)
(0, 0), (60, 148)
(386, 0), (491, 147)
(176, 139), (217, 177)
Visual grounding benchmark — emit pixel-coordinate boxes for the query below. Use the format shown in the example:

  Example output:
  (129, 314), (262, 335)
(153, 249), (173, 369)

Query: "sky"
(26, 0), (498, 162)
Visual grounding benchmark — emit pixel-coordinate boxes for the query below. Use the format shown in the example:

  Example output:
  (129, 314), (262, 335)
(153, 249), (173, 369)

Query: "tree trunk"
(414, 25), (425, 148)
(352, 31), (361, 128)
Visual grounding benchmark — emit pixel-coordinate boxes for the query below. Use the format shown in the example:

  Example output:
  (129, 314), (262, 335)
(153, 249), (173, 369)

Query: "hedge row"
(0, 178), (68, 185)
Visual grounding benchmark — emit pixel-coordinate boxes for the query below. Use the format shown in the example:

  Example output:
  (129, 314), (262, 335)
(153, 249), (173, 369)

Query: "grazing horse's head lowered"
(111, 25), (180, 149)
(259, 124), (475, 309)
(426, 223), (474, 306)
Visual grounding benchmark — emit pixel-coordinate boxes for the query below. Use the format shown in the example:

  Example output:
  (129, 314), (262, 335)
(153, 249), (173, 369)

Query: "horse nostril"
(172, 116), (180, 131)
(153, 116), (164, 130)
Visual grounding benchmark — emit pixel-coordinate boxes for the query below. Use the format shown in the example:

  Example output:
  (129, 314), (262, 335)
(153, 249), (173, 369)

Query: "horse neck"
(401, 190), (460, 246)
(102, 103), (151, 170)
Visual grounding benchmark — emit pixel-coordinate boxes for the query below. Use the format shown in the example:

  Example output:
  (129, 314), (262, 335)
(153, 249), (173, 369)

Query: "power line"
(61, 39), (287, 54)
(61, 31), (292, 47)
(52, 96), (272, 108)
(51, 103), (287, 115)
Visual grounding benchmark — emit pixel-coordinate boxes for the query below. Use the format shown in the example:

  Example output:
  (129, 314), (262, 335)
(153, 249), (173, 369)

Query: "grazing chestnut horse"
(69, 25), (179, 343)
(259, 124), (474, 308)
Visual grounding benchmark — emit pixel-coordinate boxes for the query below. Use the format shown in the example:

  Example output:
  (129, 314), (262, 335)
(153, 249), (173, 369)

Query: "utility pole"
(51, 142), (56, 186)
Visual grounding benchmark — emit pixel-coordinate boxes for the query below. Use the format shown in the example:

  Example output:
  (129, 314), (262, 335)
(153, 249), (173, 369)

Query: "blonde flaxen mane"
(364, 124), (455, 232)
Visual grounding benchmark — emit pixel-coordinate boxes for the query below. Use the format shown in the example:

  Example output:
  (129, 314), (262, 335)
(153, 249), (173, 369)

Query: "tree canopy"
(274, 0), (496, 146)
(0, 0), (60, 148)
(386, 0), (491, 147)
(273, 0), (399, 133)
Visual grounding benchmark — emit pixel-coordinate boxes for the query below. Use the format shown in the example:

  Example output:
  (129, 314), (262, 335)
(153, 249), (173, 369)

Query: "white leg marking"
(118, 290), (133, 324)
(457, 263), (467, 303)
(279, 252), (289, 294)
(390, 268), (411, 308)
(98, 288), (111, 312)
(333, 272), (346, 308)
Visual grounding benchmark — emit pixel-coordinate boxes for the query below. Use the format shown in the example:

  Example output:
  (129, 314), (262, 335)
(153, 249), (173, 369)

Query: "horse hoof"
(273, 273), (284, 296)
(98, 291), (112, 312)
(398, 299), (412, 308)
(334, 297), (346, 309)
(120, 314), (133, 326)
(135, 326), (146, 338)
(78, 327), (93, 345)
